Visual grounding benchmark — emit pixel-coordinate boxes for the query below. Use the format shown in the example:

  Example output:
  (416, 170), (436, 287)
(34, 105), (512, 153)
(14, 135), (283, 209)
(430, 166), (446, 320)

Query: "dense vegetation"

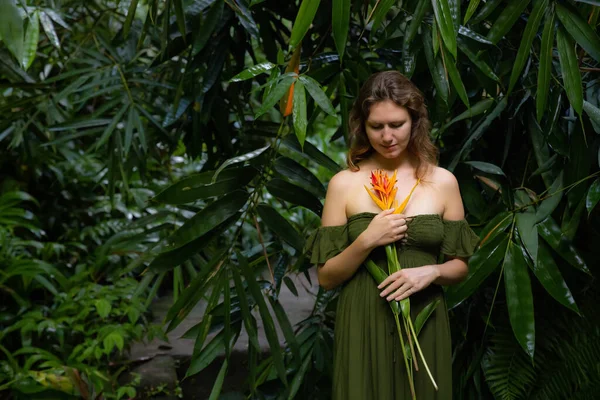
(1, 0), (599, 399)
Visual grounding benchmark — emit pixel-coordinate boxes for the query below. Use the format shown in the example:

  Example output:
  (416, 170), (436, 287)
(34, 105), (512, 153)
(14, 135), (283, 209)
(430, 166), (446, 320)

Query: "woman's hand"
(377, 265), (440, 301)
(359, 209), (408, 250)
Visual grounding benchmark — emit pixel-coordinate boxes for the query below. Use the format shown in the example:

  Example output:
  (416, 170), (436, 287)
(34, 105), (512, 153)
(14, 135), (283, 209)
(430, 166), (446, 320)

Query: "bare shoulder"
(327, 169), (355, 191)
(429, 166), (464, 220)
(321, 169), (356, 226)
(429, 166), (459, 190)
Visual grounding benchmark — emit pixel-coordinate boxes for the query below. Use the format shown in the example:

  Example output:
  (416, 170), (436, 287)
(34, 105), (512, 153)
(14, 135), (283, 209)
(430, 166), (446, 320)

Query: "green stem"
(407, 316), (438, 391)
(395, 314), (416, 400)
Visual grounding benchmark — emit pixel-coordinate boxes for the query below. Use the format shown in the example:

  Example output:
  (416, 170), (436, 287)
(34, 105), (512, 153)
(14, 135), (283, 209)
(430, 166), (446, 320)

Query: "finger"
(380, 278), (405, 297)
(395, 286), (418, 301)
(388, 284), (411, 301)
(377, 271), (401, 289)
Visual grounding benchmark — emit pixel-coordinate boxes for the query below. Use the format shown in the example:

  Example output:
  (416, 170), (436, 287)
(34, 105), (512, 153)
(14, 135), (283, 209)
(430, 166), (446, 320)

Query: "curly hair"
(346, 71), (438, 179)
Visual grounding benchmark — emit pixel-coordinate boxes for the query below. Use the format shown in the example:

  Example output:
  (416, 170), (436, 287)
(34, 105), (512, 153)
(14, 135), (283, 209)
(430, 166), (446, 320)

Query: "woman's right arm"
(316, 173), (406, 290)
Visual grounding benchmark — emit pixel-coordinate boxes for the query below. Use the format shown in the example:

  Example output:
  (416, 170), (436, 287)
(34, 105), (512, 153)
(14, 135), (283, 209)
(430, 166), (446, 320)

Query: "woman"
(304, 71), (479, 399)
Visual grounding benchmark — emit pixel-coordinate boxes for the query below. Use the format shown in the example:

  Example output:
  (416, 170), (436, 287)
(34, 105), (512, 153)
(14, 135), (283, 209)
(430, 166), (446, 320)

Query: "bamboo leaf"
(471, 0), (503, 24)
(464, 161), (506, 176)
(290, 0), (321, 48)
(463, 0), (481, 24)
(238, 253), (288, 385)
(173, 0), (186, 38)
(446, 234), (508, 309)
(192, 0), (223, 55)
(586, 178), (600, 215)
(457, 39), (498, 81)
(211, 145), (270, 183)
(516, 209), (538, 265)
(439, 98), (494, 133)
(22, 10), (39, 70)
(556, 3), (600, 62)
(39, 11), (60, 48)
(299, 75), (336, 116)
(95, 104), (129, 150)
(274, 157), (325, 198)
(0, 0), (24, 61)
(292, 80), (307, 147)
(154, 167), (257, 205)
(504, 241), (535, 359)
(256, 204), (304, 251)
(431, 0), (457, 58)
(231, 256), (260, 350)
(230, 62), (276, 82)
(508, 0), (547, 94)
(458, 25), (492, 44)
(123, 0), (139, 37)
(266, 178), (323, 215)
(164, 191), (249, 251)
(583, 101), (600, 133)
(532, 242), (579, 313)
(282, 134), (341, 173)
(537, 217), (590, 274)
(443, 45), (469, 107)
(537, 10), (555, 122)
(423, 26), (449, 104)
(255, 75), (296, 119)
(268, 296), (302, 367)
(536, 172), (563, 222)
(557, 26), (583, 115)
(486, 0), (531, 45)
(332, 0), (350, 59)
(207, 359), (228, 400)
(370, 0), (395, 35)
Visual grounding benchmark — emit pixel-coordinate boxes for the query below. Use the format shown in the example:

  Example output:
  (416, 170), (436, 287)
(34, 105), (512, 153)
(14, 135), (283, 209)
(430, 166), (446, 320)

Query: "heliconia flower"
(364, 169), (420, 214)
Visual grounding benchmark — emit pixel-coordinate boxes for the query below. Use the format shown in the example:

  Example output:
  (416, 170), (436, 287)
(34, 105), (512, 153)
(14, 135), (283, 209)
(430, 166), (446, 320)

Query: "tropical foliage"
(1, 0), (599, 399)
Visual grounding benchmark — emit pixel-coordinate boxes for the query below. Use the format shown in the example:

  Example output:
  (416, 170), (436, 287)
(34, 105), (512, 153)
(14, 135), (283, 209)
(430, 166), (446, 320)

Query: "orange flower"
(364, 169), (420, 214)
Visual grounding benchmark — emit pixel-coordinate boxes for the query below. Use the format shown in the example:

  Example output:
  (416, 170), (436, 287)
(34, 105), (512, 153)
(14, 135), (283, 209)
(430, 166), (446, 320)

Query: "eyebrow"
(366, 120), (406, 125)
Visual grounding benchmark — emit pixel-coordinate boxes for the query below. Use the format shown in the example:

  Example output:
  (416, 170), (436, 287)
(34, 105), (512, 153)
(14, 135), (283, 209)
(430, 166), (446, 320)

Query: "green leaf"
(0, 0), (24, 62)
(532, 242), (579, 313)
(164, 191), (249, 251)
(528, 117), (554, 188)
(470, 0), (503, 24)
(446, 234), (508, 309)
(516, 210), (538, 264)
(332, 0), (350, 59)
(508, 0), (547, 94)
(536, 172), (563, 222)
(298, 75), (336, 116)
(293, 80), (307, 147)
(192, 0), (223, 56)
(422, 25), (449, 105)
(583, 101), (600, 133)
(39, 11), (59, 49)
(556, 3), (600, 62)
(458, 25), (492, 44)
(463, 0), (481, 24)
(290, 0), (321, 48)
(537, 10), (555, 122)
(268, 296), (302, 366)
(274, 156), (326, 198)
(479, 212), (512, 247)
(95, 103), (129, 150)
(207, 359), (227, 400)
(256, 75), (296, 118)
(537, 217), (590, 274)
(256, 204), (304, 251)
(22, 11), (39, 70)
(504, 241), (535, 359)
(123, 0), (139, 37)
(229, 62), (276, 83)
(404, 1), (431, 53)
(414, 299), (441, 336)
(94, 299), (112, 319)
(282, 134), (342, 173)
(231, 256), (260, 351)
(173, 0), (186, 38)
(444, 45), (469, 108)
(266, 178), (323, 215)
(164, 250), (227, 332)
(486, 0), (531, 45)
(557, 26), (583, 115)
(211, 145), (270, 183)
(439, 98), (494, 133)
(464, 161), (505, 176)
(369, 0), (395, 35)
(238, 253), (287, 385)
(457, 39), (499, 81)
(154, 167), (257, 204)
(586, 178), (600, 215)
(431, 0), (457, 58)
(449, 98), (507, 170)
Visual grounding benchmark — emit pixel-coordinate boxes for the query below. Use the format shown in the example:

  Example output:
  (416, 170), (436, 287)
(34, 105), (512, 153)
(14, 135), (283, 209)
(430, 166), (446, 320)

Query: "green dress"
(304, 212), (479, 400)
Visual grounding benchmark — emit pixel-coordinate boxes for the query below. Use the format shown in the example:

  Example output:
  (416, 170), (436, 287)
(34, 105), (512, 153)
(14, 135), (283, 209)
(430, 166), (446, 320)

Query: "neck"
(370, 151), (415, 175)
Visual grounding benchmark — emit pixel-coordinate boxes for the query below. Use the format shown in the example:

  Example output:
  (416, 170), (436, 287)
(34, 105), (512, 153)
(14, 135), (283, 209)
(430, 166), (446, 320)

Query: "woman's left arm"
(378, 170), (469, 302)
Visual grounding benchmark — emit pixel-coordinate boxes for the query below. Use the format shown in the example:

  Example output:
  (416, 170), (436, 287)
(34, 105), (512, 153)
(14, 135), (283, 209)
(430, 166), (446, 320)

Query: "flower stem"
(407, 317), (438, 390)
(394, 314), (416, 400)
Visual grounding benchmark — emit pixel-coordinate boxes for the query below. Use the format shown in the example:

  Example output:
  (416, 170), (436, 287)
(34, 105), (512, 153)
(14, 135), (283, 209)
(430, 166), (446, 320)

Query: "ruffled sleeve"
(303, 225), (350, 265)
(440, 220), (480, 258)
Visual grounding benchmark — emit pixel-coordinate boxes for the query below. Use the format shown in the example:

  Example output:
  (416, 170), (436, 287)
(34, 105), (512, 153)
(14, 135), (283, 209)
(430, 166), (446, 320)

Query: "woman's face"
(364, 100), (412, 159)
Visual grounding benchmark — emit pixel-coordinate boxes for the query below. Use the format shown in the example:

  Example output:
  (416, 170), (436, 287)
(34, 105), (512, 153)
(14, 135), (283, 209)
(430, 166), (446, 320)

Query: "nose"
(381, 126), (394, 142)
